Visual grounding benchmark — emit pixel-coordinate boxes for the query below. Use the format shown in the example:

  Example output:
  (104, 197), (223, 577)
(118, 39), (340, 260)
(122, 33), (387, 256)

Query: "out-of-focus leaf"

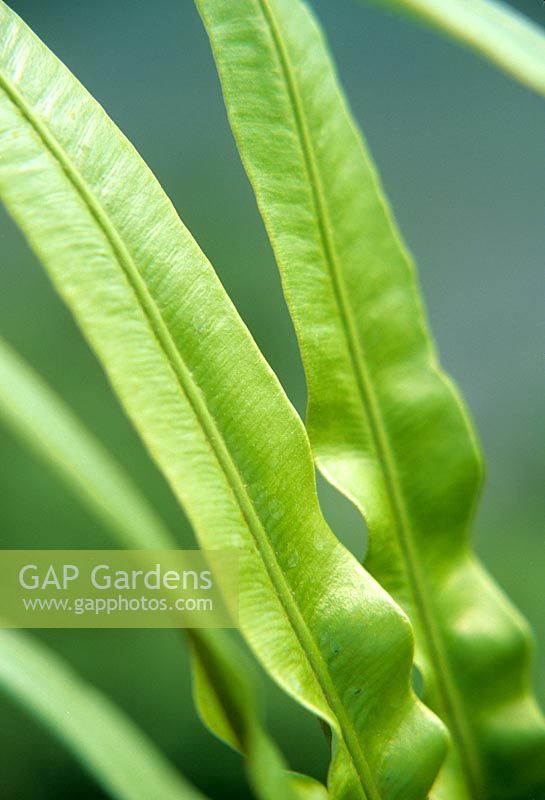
(0, 336), (172, 549)
(365, 0), (545, 98)
(0, 336), (313, 800)
(195, 0), (545, 797)
(0, 627), (204, 800)
(0, 4), (447, 798)
(189, 629), (327, 800)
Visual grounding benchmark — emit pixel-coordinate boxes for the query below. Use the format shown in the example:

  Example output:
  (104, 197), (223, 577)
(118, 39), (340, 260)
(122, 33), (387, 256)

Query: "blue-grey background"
(0, 0), (543, 796)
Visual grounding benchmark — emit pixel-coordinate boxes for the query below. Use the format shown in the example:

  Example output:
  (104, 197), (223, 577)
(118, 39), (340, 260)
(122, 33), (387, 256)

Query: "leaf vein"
(253, 0), (481, 794)
(0, 62), (372, 800)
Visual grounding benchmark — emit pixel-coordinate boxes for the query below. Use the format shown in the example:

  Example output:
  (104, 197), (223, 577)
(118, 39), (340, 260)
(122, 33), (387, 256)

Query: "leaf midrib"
(0, 62), (375, 800)
(254, 0), (482, 795)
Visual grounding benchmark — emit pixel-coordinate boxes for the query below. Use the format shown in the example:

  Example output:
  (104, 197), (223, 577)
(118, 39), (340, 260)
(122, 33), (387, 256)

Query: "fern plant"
(0, 1), (544, 798)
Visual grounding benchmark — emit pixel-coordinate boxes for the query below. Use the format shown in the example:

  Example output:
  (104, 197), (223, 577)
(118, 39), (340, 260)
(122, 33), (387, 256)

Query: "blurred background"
(0, 0), (544, 796)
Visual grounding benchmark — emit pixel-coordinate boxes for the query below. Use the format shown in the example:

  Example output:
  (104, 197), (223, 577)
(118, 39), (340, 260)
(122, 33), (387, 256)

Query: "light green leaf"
(0, 3), (447, 798)
(194, 0), (545, 797)
(0, 336), (172, 550)
(366, 0), (545, 98)
(0, 626), (204, 800)
(0, 336), (313, 800)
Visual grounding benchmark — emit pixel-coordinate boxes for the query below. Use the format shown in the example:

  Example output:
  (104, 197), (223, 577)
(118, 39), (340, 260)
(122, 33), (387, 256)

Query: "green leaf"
(0, 3), (447, 798)
(365, 0), (545, 98)
(0, 337), (172, 550)
(194, 0), (545, 797)
(0, 626), (204, 800)
(0, 335), (313, 800)
(189, 628), (328, 800)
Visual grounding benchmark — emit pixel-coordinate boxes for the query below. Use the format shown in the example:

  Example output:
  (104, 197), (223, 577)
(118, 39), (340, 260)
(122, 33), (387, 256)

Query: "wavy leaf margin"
(194, 0), (545, 796)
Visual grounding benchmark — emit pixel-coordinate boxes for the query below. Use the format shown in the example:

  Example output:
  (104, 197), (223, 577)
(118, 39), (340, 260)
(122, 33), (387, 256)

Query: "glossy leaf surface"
(195, 0), (545, 796)
(0, 627), (204, 800)
(0, 4), (446, 799)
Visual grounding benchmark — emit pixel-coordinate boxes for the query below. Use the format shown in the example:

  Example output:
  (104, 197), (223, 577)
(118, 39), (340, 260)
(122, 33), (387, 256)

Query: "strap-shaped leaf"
(0, 627), (204, 800)
(0, 337), (173, 550)
(0, 4), (446, 799)
(0, 335), (314, 800)
(194, 0), (545, 797)
(366, 0), (545, 98)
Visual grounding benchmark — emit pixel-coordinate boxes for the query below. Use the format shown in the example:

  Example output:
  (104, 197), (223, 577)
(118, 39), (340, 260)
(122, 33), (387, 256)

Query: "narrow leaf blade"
(0, 336), (172, 550)
(0, 336), (311, 800)
(194, 0), (545, 796)
(366, 0), (545, 98)
(0, 4), (446, 799)
(0, 627), (204, 800)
